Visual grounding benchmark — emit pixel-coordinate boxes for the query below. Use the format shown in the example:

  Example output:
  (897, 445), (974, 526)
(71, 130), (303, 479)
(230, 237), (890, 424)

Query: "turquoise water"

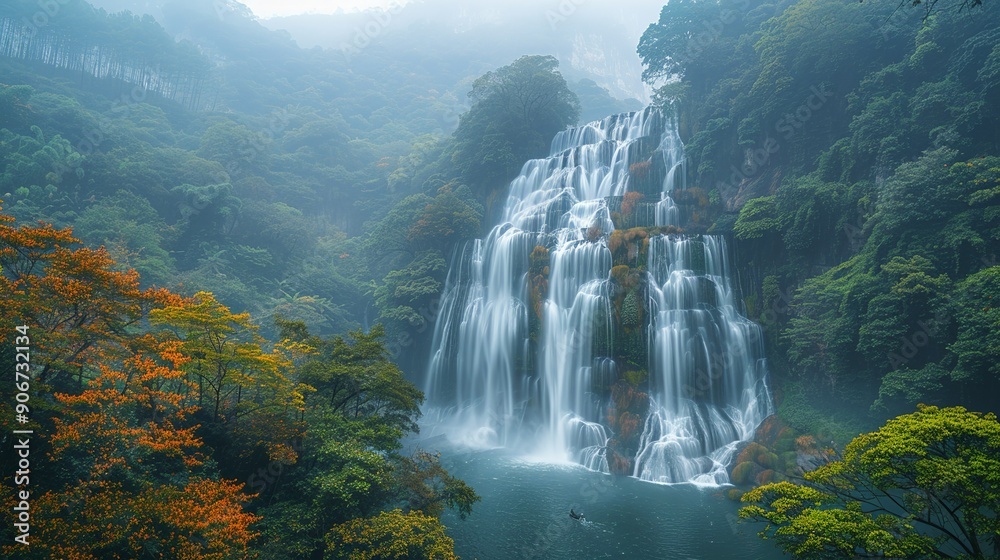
(431, 443), (786, 560)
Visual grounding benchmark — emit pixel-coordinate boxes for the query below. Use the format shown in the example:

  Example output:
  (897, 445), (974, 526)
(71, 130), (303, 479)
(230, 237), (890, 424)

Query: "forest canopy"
(1, 0), (999, 557)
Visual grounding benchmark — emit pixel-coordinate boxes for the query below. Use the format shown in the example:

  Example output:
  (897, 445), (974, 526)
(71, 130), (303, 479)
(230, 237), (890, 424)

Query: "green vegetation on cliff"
(640, 0), (1000, 430)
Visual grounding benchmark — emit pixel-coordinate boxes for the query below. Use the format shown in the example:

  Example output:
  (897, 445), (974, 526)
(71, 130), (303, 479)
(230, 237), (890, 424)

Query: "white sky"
(240, 0), (409, 18)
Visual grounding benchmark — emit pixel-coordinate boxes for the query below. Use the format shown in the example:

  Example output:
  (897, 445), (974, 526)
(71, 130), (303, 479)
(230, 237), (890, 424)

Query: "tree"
(407, 184), (482, 251)
(197, 120), (269, 179)
(740, 405), (1000, 559)
(3, 342), (259, 560)
(325, 509), (458, 560)
(74, 190), (177, 287)
(1, 126), (86, 222)
(394, 451), (481, 520)
(452, 55), (579, 194)
(0, 205), (175, 389)
(861, 0), (988, 20)
(637, 0), (732, 82)
(235, 200), (314, 265)
(373, 250), (447, 355)
(734, 196), (785, 240)
(0, 84), (33, 130)
(149, 291), (307, 472)
(949, 266), (1000, 383)
(300, 325), (423, 435)
(255, 323), (462, 559)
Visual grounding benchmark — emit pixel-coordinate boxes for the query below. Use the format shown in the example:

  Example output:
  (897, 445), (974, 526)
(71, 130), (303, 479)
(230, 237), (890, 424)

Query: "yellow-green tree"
(325, 509), (457, 560)
(151, 292), (304, 419)
(740, 405), (1000, 559)
(150, 291), (308, 465)
(254, 322), (476, 560)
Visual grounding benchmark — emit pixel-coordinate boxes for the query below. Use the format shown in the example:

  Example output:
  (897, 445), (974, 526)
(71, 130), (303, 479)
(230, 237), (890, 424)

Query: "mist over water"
(423, 107), (772, 485)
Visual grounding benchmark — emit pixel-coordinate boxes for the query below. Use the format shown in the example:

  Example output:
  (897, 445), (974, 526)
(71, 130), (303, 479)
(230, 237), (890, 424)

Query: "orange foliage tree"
(7, 346), (259, 559)
(1, 207), (259, 558)
(0, 206), (176, 389)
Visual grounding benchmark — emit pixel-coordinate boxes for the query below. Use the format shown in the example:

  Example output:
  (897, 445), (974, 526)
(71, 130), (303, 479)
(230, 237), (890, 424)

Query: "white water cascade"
(423, 107), (772, 484)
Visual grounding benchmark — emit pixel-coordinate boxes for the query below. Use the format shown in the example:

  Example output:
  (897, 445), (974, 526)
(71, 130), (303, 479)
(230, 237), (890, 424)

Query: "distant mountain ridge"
(261, 0), (660, 103)
(85, 0), (656, 105)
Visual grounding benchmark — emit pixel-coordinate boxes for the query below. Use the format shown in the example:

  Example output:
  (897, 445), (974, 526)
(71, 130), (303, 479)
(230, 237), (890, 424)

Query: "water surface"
(431, 443), (786, 560)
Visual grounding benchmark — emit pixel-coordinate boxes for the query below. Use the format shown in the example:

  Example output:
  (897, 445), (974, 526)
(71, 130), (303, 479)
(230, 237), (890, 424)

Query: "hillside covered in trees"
(1, 0), (999, 558)
(637, 0), (1000, 425)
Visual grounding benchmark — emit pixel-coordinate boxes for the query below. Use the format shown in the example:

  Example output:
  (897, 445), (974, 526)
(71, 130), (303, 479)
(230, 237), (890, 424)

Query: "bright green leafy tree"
(740, 405), (1000, 559)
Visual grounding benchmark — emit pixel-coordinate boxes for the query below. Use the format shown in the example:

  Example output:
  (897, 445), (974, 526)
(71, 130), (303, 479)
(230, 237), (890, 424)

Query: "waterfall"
(636, 235), (772, 484)
(424, 106), (772, 484)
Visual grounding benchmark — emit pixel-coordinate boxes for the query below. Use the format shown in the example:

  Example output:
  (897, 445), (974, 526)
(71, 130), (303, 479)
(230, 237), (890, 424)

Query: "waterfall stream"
(424, 107), (772, 484)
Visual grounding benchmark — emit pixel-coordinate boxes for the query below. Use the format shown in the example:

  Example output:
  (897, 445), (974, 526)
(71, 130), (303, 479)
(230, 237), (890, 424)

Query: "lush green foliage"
(740, 405), (1000, 559)
(0, 0), (606, 378)
(451, 55), (580, 196)
(0, 11), (616, 555)
(641, 0), (1000, 426)
(0, 206), (477, 558)
(4, 0), (999, 556)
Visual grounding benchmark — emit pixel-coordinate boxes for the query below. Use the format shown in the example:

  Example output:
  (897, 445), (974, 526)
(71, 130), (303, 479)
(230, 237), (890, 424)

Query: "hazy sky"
(240, 0), (409, 18)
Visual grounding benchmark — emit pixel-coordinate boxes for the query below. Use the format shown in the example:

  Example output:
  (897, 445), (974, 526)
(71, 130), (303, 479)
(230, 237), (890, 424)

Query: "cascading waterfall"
(636, 235), (772, 484)
(424, 107), (772, 484)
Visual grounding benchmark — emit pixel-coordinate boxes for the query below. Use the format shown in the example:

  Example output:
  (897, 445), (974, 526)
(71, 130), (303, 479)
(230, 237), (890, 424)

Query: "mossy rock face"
(619, 329), (647, 369)
(621, 289), (641, 328)
(608, 448), (633, 475)
(621, 369), (648, 386)
(725, 488), (745, 502)
(610, 264), (631, 287)
(780, 451), (799, 472)
(736, 442), (768, 466)
(756, 450), (780, 470)
(753, 416), (787, 448)
(730, 461), (763, 485)
(755, 469), (778, 485)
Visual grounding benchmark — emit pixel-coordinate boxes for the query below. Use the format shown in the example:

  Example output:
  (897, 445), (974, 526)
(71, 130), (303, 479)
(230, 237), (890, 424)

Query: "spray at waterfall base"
(423, 107), (773, 485)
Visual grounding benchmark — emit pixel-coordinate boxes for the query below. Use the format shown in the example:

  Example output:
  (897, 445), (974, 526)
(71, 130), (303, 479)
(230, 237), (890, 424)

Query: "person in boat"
(569, 509), (584, 520)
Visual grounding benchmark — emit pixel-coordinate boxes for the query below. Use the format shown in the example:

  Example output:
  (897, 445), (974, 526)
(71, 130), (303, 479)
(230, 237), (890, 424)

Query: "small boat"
(569, 509), (584, 520)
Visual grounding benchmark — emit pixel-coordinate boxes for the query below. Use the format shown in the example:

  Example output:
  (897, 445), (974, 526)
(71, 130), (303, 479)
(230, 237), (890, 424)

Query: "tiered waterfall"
(424, 107), (772, 484)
